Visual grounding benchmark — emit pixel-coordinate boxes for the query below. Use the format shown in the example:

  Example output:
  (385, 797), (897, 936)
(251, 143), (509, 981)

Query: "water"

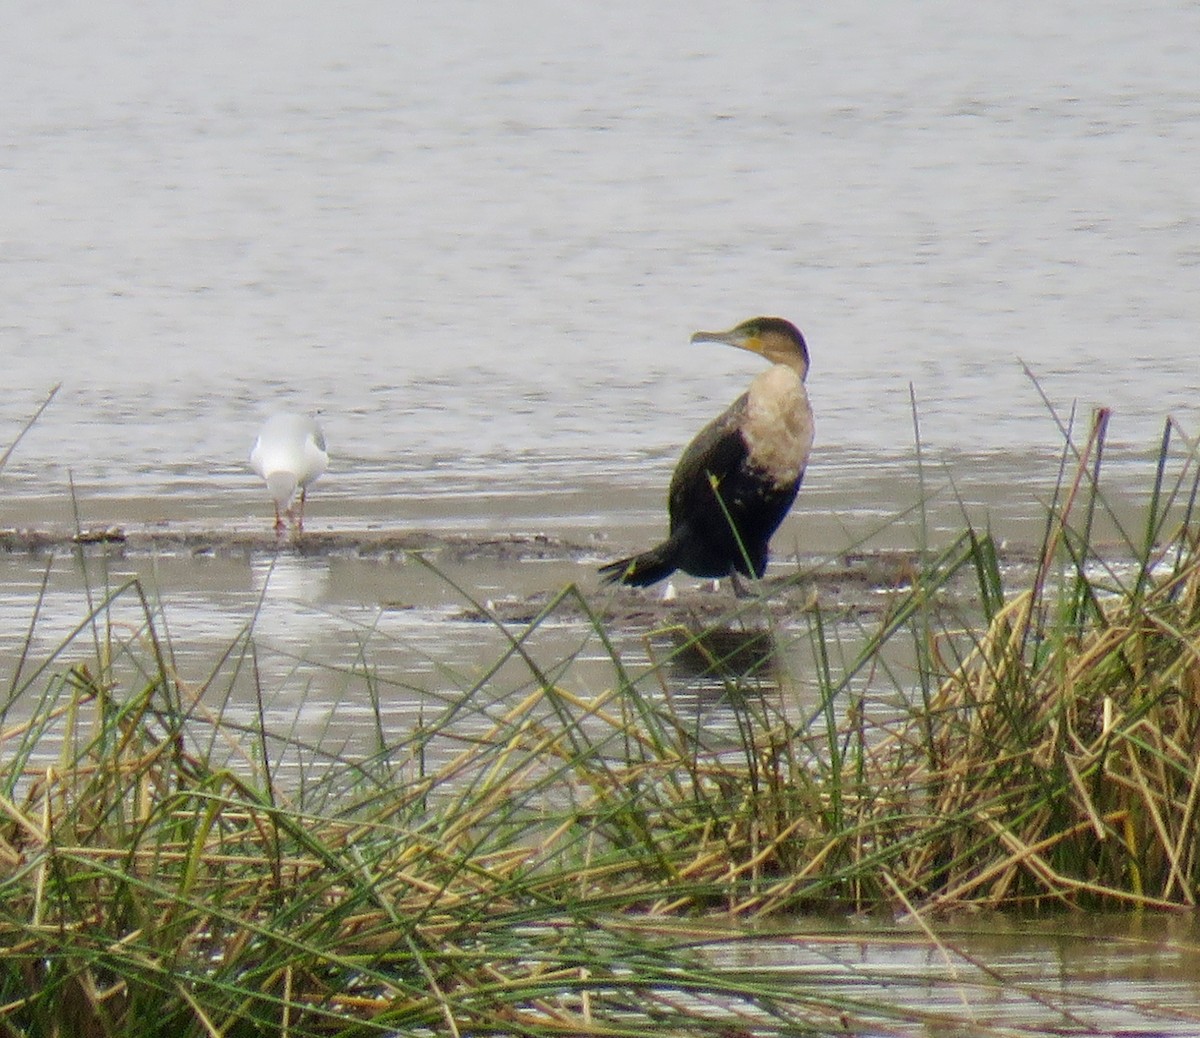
(4, 1), (1200, 1022)
(709, 914), (1200, 1036)
(2, 0), (1199, 524)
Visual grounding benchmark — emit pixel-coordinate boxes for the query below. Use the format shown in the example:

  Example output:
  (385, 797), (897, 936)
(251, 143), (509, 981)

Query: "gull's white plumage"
(249, 414), (327, 533)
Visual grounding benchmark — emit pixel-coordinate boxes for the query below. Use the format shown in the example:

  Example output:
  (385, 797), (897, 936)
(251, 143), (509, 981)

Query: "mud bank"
(0, 523), (1053, 631)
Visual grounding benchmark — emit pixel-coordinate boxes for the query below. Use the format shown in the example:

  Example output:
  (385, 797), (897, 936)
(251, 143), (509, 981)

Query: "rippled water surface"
(709, 914), (1200, 1036)
(4, 2), (1200, 1022)
(2, 0), (1199, 529)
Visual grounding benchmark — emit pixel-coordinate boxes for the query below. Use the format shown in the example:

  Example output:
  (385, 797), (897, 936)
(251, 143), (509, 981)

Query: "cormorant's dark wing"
(666, 394), (749, 535)
(663, 391), (802, 579)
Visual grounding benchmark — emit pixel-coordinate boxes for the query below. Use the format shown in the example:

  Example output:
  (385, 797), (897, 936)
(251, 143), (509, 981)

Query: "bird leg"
(273, 505), (286, 535)
(296, 487), (307, 532)
(730, 572), (752, 599)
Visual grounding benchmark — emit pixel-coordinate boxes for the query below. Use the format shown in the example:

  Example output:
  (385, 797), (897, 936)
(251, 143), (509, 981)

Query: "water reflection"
(704, 915), (1200, 1037)
(629, 623), (811, 762)
(249, 549), (332, 643)
(664, 624), (780, 686)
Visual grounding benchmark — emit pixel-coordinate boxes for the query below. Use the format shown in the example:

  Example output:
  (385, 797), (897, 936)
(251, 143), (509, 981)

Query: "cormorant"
(249, 413), (328, 534)
(600, 316), (813, 588)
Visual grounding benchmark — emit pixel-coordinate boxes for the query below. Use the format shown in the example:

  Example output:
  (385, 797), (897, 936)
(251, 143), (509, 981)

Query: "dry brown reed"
(4, 400), (1200, 1034)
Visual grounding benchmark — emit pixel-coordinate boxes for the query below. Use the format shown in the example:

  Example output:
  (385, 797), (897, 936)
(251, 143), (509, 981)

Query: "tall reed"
(4, 391), (1200, 1034)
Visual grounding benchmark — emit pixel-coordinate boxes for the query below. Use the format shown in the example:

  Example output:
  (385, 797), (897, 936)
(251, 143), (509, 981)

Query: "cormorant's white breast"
(741, 364), (814, 489)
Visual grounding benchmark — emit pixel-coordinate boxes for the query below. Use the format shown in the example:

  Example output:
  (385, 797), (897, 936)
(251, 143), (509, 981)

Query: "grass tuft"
(4, 394), (1200, 1033)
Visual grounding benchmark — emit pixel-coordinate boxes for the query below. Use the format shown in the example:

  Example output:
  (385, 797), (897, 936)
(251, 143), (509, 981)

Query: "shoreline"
(0, 523), (1057, 628)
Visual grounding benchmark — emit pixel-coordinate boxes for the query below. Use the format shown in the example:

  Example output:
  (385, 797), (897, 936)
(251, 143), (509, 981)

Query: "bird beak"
(690, 327), (763, 356)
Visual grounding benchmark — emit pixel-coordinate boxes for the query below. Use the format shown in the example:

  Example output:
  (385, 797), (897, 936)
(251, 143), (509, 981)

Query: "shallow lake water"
(708, 913), (1200, 1036)
(4, 0), (1200, 1028)
(2, 0), (1199, 514)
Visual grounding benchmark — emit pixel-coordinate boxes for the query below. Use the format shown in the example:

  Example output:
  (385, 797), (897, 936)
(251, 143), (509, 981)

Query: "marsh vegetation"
(3, 404), (1200, 1035)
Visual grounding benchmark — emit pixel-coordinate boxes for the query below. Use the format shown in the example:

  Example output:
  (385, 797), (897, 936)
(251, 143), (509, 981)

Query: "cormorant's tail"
(598, 539), (680, 587)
